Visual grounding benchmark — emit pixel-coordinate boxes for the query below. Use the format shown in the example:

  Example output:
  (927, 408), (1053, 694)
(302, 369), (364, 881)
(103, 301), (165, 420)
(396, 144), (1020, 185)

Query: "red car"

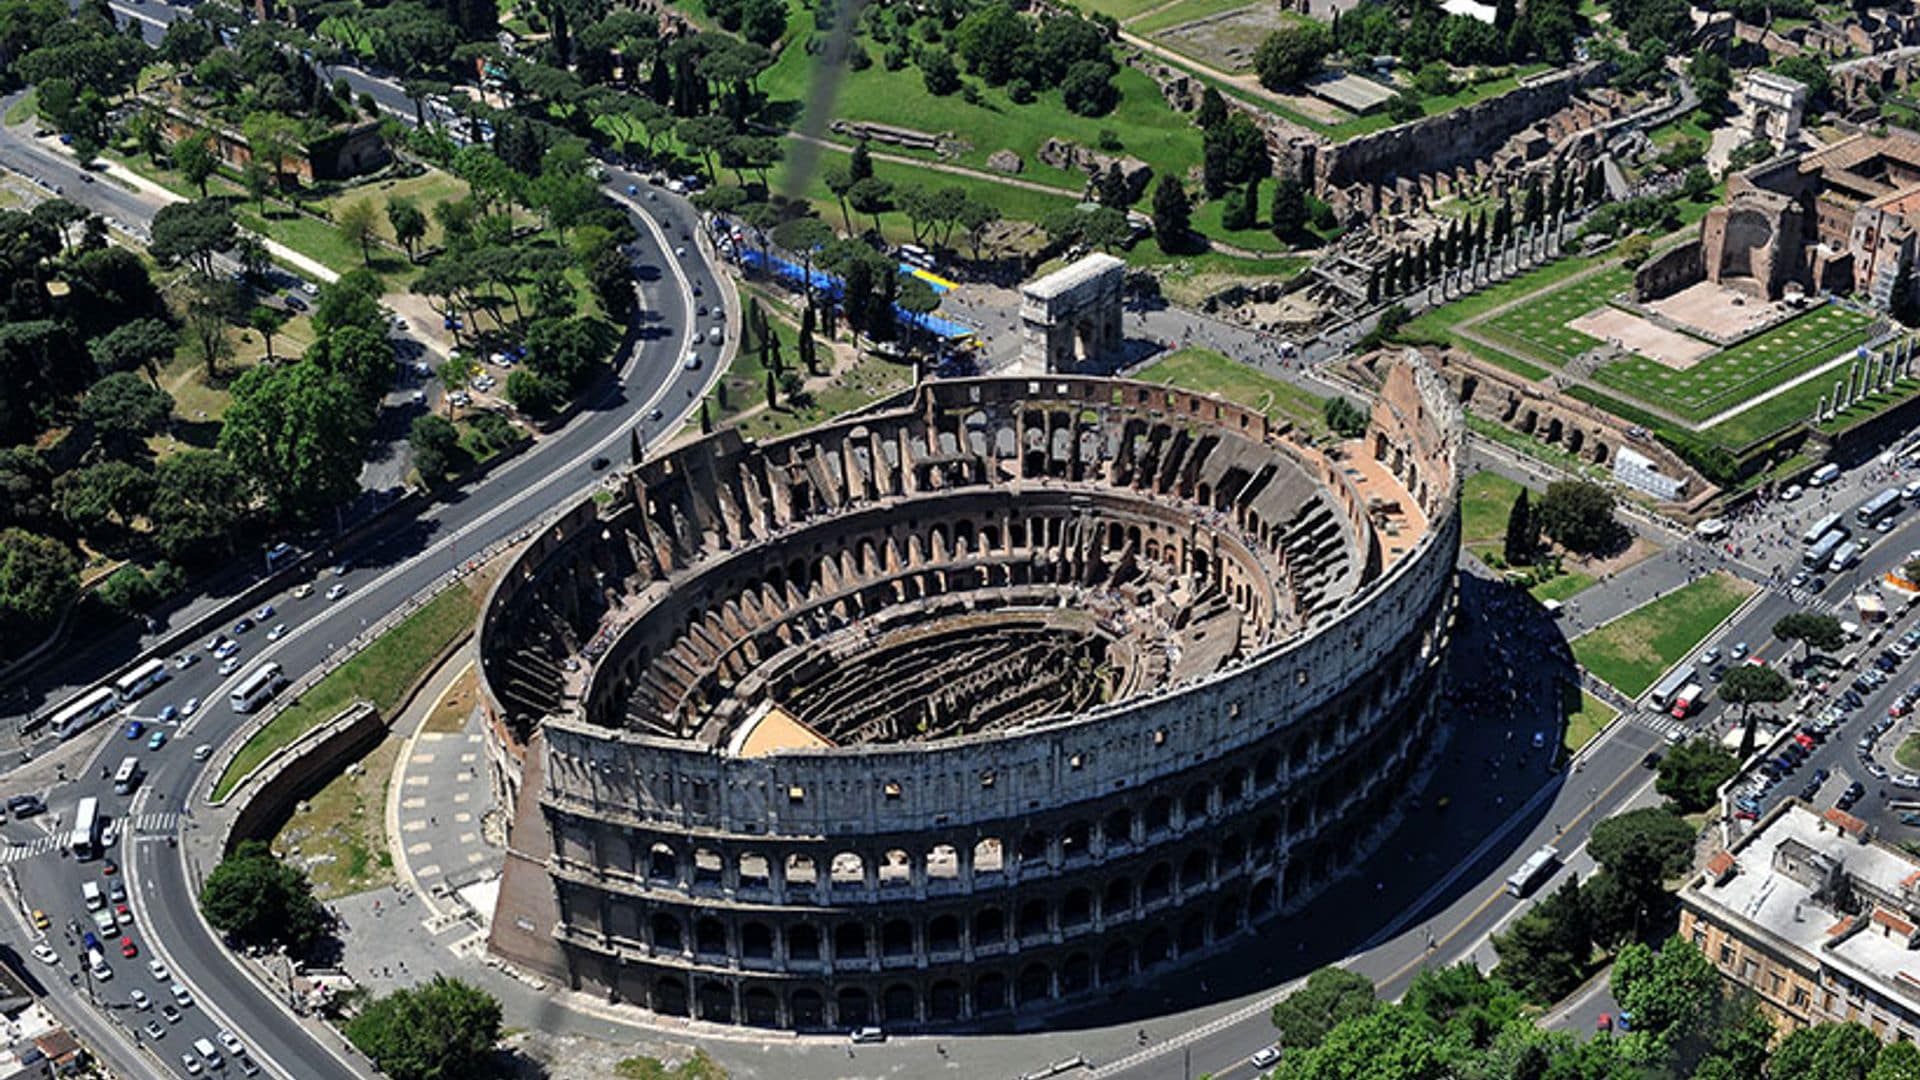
(119, 936), (136, 958)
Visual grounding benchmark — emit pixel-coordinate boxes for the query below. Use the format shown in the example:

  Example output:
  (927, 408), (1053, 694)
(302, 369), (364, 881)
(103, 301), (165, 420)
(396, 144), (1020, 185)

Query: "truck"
(1671, 683), (1705, 719)
(1858, 592), (1888, 623)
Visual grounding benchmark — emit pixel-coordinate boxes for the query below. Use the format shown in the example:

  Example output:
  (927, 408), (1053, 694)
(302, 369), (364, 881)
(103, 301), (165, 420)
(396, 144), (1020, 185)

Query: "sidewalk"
(94, 157), (342, 286)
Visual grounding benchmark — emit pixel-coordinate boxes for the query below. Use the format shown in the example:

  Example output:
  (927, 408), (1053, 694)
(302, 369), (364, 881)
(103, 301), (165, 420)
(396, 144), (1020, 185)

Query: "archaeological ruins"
(477, 360), (1464, 1030)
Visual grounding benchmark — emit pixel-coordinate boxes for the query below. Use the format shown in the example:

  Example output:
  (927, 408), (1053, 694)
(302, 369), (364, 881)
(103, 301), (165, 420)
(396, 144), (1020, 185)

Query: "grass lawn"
(271, 729), (401, 898)
(212, 578), (484, 801)
(1187, 197), (1292, 253)
(1533, 570), (1596, 604)
(1132, 0), (1262, 32)
(1561, 682), (1617, 755)
(1319, 66), (1552, 142)
(766, 152), (1076, 253)
(1460, 470), (1524, 545)
(1896, 734), (1920, 773)
(1818, 371), (1920, 436)
(316, 169), (472, 254)
(1480, 265), (1636, 367)
(4, 89), (36, 126)
(1403, 253), (1603, 340)
(1133, 346), (1329, 437)
(1571, 571), (1756, 697)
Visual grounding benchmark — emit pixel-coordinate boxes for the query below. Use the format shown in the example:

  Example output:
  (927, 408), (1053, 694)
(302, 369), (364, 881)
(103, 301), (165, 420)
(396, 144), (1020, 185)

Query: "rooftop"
(1021, 253), (1125, 300)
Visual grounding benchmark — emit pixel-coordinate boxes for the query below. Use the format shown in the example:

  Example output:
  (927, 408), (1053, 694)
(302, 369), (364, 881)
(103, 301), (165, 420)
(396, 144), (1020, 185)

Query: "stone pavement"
(392, 710), (503, 902)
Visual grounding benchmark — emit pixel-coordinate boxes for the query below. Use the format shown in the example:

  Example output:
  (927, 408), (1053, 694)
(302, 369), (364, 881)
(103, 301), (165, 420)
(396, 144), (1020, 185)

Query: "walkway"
(94, 157), (343, 286)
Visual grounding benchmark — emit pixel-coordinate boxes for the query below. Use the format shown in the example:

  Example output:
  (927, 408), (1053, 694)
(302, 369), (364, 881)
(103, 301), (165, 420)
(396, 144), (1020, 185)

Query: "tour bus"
(111, 658), (169, 703)
(1831, 540), (1863, 573)
(1506, 844), (1560, 897)
(1648, 664), (1697, 710)
(47, 687), (118, 741)
(69, 796), (100, 861)
(1811, 463), (1843, 487)
(1859, 489), (1903, 527)
(229, 661), (287, 714)
(111, 756), (142, 796)
(1803, 512), (1845, 546)
(1670, 684), (1705, 720)
(1806, 531), (1847, 571)
(898, 243), (934, 270)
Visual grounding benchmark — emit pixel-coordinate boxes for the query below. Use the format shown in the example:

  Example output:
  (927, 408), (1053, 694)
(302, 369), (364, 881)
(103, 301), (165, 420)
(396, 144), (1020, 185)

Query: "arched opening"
(927, 843), (960, 881)
(1250, 877), (1278, 919)
(929, 980), (963, 1022)
(692, 848), (724, 889)
(973, 838), (1005, 877)
(650, 914), (683, 953)
(738, 851), (771, 891)
(974, 973), (1007, 1015)
(1017, 963), (1052, 1005)
(1105, 876), (1135, 917)
(837, 987), (873, 1027)
(652, 977), (688, 1017)
(1018, 899), (1050, 940)
(647, 842), (678, 882)
(1017, 831), (1050, 868)
(696, 981), (733, 1024)
(741, 922), (774, 961)
(742, 986), (779, 1026)
(1143, 863), (1173, 905)
(882, 919), (914, 959)
(1061, 820), (1091, 861)
(1101, 941), (1133, 983)
(791, 989), (825, 1029)
(1141, 929), (1171, 967)
(974, 906), (1006, 947)
(883, 983), (917, 1024)
(1061, 952), (1093, 994)
(879, 848), (912, 888)
(928, 914), (961, 954)
(1062, 888), (1094, 930)
(1146, 796), (1173, 835)
(1183, 783), (1210, 822)
(835, 922), (869, 963)
(695, 917), (727, 957)
(1103, 808), (1135, 848)
(789, 923), (821, 962)
(831, 851), (865, 890)
(786, 853), (818, 887)
(1180, 849), (1210, 892)
(1179, 912), (1207, 952)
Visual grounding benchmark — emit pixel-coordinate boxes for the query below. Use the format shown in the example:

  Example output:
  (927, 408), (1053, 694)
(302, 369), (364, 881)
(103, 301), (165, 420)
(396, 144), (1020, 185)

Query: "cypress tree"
(1504, 489), (1535, 565)
(765, 368), (778, 408)
(699, 399), (713, 434)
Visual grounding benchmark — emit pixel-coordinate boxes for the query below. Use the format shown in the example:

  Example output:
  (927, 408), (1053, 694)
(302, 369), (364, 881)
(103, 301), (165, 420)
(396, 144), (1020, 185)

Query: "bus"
(229, 662), (287, 714)
(48, 687), (118, 741)
(69, 796), (100, 861)
(1804, 512), (1845, 546)
(112, 658), (170, 702)
(1648, 663), (1696, 710)
(898, 243), (933, 270)
(1806, 531), (1847, 570)
(1859, 489), (1903, 527)
(1506, 844), (1560, 897)
(1811, 463), (1842, 487)
(1671, 684), (1705, 719)
(1831, 540), (1863, 573)
(111, 756), (142, 796)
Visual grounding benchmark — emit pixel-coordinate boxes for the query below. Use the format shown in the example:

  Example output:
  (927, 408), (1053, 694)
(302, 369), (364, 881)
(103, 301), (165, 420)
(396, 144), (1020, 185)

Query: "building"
(1684, 131), (1920, 310)
(146, 97), (391, 184)
(478, 359), (1464, 1030)
(1680, 801), (1920, 1043)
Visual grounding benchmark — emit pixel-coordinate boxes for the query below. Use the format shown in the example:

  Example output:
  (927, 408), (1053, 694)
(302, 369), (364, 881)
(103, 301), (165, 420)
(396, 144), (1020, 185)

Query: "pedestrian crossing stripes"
(132, 813), (178, 834)
(1635, 709), (1693, 739)
(0, 836), (61, 864)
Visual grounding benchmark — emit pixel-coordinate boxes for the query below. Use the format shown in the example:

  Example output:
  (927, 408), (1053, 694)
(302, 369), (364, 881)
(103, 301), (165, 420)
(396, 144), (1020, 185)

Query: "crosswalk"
(0, 813), (180, 866)
(0, 836), (62, 864)
(132, 812), (178, 835)
(1635, 709), (1693, 739)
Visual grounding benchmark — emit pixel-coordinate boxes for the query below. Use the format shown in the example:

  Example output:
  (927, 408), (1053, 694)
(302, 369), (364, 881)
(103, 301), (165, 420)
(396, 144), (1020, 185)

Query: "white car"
(266, 624), (286, 642)
(291, 583), (313, 599)
(148, 959), (169, 981)
(169, 982), (192, 1008)
(192, 745), (212, 762)
(30, 944), (56, 965)
(217, 658), (240, 676)
(130, 988), (151, 1010)
(326, 584), (348, 601)
(218, 1031), (244, 1056)
(182, 1055), (202, 1076)
(213, 639), (241, 660)
(173, 654), (199, 671)
(682, 356), (700, 371)
(181, 697), (200, 716)
(299, 281), (319, 296)
(1251, 1045), (1282, 1069)
(675, 245), (687, 258)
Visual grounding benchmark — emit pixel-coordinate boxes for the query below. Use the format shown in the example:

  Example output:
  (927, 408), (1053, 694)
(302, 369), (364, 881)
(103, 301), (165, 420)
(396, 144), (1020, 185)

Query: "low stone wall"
(220, 701), (386, 853)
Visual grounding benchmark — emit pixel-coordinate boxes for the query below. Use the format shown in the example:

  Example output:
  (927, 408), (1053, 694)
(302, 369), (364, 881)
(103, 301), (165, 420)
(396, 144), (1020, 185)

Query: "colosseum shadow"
(473, 359), (1494, 1033)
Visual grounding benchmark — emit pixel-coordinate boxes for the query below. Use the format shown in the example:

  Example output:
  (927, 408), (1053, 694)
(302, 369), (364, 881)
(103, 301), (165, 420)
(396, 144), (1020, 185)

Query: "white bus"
(1803, 512), (1845, 546)
(48, 687), (119, 740)
(112, 658), (170, 702)
(229, 662), (287, 714)
(111, 756), (142, 796)
(69, 796), (100, 861)
(1506, 844), (1560, 897)
(1859, 489), (1903, 527)
(1648, 664), (1696, 710)
(1831, 540), (1863, 573)
(1811, 463), (1842, 487)
(1806, 531), (1847, 570)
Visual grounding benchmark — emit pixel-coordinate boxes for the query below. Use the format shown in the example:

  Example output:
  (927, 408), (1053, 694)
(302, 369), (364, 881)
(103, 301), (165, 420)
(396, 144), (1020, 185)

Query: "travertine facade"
(479, 361), (1463, 1030)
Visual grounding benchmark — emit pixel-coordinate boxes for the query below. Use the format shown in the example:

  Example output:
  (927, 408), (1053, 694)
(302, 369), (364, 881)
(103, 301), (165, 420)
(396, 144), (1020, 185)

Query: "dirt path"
(785, 132), (1084, 199)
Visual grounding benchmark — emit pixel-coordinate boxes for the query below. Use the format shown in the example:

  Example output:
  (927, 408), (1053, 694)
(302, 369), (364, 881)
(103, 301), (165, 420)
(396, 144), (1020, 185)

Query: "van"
(87, 950), (111, 980)
(81, 882), (102, 910)
(1811, 463), (1842, 487)
(192, 1037), (223, 1069)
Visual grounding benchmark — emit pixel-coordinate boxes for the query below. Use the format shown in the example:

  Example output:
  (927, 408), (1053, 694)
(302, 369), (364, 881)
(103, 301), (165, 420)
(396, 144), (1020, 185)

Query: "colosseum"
(478, 355), (1464, 1031)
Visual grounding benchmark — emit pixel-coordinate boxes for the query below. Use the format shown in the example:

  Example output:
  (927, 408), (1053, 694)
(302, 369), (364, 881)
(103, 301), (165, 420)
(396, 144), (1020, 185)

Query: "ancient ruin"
(479, 362), (1464, 1030)
(1020, 254), (1127, 373)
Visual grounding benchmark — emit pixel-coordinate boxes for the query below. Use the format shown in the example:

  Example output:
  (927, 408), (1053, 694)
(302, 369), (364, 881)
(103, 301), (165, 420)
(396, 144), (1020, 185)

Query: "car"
(204, 634), (225, 653)
(192, 745), (212, 762)
(170, 983), (192, 1008)
(9, 795), (43, 818)
(1530, 731), (1546, 749)
(148, 959), (169, 981)
(218, 1031), (244, 1056)
(1732, 642), (1750, 659)
(675, 246), (687, 258)
(90, 955), (111, 980)
(1251, 1044), (1283, 1069)
(160, 1004), (180, 1024)
(103, 861), (118, 877)
(1710, 663), (1729, 682)
(173, 653), (200, 671)
(236, 1057), (258, 1077)
(144, 1020), (165, 1040)
(254, 604), (275, 621)
(130, 988), (149, 1010)
(1791, 570), (1810, 588)
(591, 456), (610, 471)
(30, 909), (47, 931)
(1783, 484), (1804, 501)
(300, 281), (319, 297)
(1702, 646), (1722, 665)
(29, 944), (55, 965)
(213, 639), (240, 660)
(648, 407), (664, 421)
(120, 936), (136, 958)
(148, 730), (167, 751)
(114, 901), (131, 924)
(1643, 750), (1664, 769)
(182, 1053), (202, 1075)
(218, 657), (240, 676)
(332, 561), (350, 576)
(182, 697), (200, 716)
(124, 720), (144, 740)
(326, 584), (347, 601)
(283, 295), (307, 312)
(232, 617), (254, 635)
(683, 355), (700, 371)
(850, 1026), (885, 1044)
(266, 624), (286, 642)
(156, 705), (179, 725)
(109, 882), (125, 903)
(1870, 762), (1892, 780)
(291, 582), (313, 600)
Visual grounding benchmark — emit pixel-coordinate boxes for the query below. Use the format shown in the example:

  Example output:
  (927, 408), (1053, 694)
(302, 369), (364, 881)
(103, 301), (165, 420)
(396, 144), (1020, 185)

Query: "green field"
(1562, 683), (1616, 755)
(1480, 266), (1635, 366)
(1571, 571), (1755, 697)
(1133, 346), (1328, 437)
(1592, 303), (1877, 422)
(212, 580), (482, 801)
(1132, 0), (1263, 33)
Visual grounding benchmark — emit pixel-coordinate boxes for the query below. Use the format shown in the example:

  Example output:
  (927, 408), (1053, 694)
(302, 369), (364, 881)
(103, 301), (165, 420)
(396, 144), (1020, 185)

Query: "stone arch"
(786, 853), (818, 887)
(1104, 807), (1135, 847)
(652, 976), (688, 1017)
(974, 973), (1008, 1015)
(738, 851), (771, 890)
(791, 988), (825, 1029)
(837, 987), (873, 1027)
(927, 843), (960, 881)
(881, 918), (915, 959)
(1018, 898), (1051, 940)
(1101, 940), (1134, 983)
(1251, 876), (1279, 919)
(830, 851), (865, 888)
(1017, 962), (1053, 1005)
(695, 916), (727, 956)
(1062, 887), (1094, 930)
(788, 923), (821, 961)
(741, 921), (774, 961)
(647, 842), (678, 881)
(974, 838), (1005, 877)
(742, 985), (779, 1026)
(1061, 819), (1092, 861)
(692, 848), (724, 888)
(1061, 952), (1093, 994)
(836, 922), (868, 962)
(974, 906), (1006, 946)
(696, 980), (733, 1023)
(1141, 928), (1172, 967)
(1143, 862), (1174, 904)
(879, 848), (912, 887)
(650, 913), (683, 953)
(883, 983), (918, 1024)
(1105, 875), (1135, 916)
(929, 980), (963, 1022)
(928, 914), (961, 954)
(1180, 849), (1211, 892)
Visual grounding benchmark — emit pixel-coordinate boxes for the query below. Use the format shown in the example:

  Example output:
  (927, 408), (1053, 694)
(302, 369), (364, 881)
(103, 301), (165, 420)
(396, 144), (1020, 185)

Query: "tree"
(1323, 397), (1368, 438)
(198, 840), (326, 952)
(1722, 662), (1792, 758)
(1151, 177), (1191, 252)
(1270, 177), (1308, 241)
(1534, 480), (1620, 555)
(305, 325), (396, 404)
(1061, 61), (1118, 117)
(248, 306), (288, 364)
(217, 360), (373, 520)
(1253, 22), (1331, 90)
(80, 372), (173, 458)
(0, 527), (78, 633)
(410, 414), (461, 485)
(1773, 612), (1847, 661)
(954, 1), (1032, 85)
(336, 199), (381, 267)
(1609, 936), (1718, 1053)
(387, 198), (428, 263)
(1770, 1023), (1881, 1080)
(1656, 738), (1739, 813)
(172, 133), (218, 199)
(149, 450), (249, 562)
(921, 48), (960, 96)
(437, 355), (475, 420)
(1589, 806), (1695, 902)
(150, 200), (235, 277)
(87, 317), (176, 387)
(1774, 54), (1833, 105)
(345, 976), (502, 1080)
(1507, 488), (1549, 565)
(1220, 187), (1254, 231)
(242, 111), (301, 192)
(57, 460), (152, 538)
(1873, 1041), (1920, 1080)
(1196, 86), (1228, 130)
(1491, 876), (1590, 1003)
(1270, 966), (1377, 1051)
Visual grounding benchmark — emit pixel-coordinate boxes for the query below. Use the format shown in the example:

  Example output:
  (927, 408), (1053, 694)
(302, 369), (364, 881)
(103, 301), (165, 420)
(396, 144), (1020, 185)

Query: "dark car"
(590, 456), (610, 471)
(283, 294), (307, 312)
(1710, 664), (1729, 682)
(232, 617), (254, 635)
(7, 795), (45, 817)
